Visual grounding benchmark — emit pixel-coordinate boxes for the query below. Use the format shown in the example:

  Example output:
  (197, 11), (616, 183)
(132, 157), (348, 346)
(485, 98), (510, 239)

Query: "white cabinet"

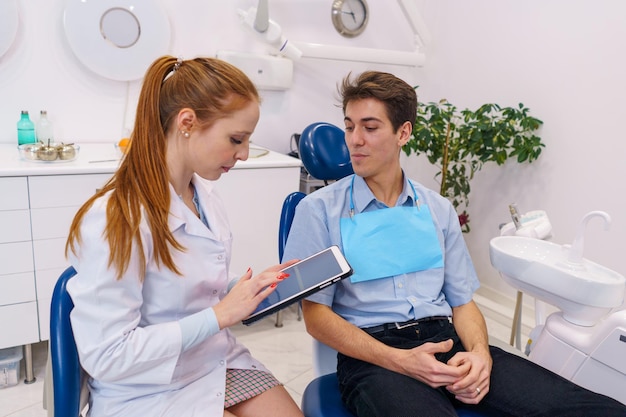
(210, 163), (301, 276)
(0, 177), (29, 210)
(0, 174), (112, 347)
(0, 143), (301, 350)
(29, 174), (113, 341)
(0, 177), (39, 349)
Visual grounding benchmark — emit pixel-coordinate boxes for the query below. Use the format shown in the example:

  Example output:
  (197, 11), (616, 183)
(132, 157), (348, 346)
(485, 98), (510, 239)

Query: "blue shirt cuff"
(179, 307), (220, 351)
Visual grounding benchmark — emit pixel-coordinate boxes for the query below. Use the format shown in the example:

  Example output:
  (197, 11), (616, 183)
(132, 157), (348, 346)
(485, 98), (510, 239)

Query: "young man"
(282, 71), (626, 416)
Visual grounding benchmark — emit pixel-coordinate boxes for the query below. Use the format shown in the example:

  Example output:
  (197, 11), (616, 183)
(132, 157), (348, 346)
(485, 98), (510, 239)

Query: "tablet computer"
(242, 245), (352, 325)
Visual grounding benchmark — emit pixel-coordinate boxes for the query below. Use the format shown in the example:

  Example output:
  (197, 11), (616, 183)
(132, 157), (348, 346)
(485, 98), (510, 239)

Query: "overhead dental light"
(237, 0), (302, 60)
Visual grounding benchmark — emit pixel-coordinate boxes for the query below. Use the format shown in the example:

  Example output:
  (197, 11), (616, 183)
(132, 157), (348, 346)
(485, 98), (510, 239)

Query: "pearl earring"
(181, 130), (190, 138)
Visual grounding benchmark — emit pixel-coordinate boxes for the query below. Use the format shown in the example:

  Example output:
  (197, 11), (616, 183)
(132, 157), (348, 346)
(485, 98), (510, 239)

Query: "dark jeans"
(337, 319), (626, 417)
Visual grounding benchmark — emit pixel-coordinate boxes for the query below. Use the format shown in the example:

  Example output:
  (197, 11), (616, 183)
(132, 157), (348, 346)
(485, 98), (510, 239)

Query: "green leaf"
(403, 88), (545, 233)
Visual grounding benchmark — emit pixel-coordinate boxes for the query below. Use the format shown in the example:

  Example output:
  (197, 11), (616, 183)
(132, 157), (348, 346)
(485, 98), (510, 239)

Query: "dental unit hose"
(509, 203), (523, 230)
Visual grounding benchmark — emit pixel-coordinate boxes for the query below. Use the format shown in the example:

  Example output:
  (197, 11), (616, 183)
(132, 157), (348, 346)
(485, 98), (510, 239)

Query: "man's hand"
(447, 300), (493, 404)
(445, 349), (492, 404)
(394, 339), (470, 387)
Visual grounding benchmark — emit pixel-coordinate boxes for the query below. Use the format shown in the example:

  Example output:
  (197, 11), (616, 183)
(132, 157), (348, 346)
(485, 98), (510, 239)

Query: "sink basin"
(489, 236), (626, 326)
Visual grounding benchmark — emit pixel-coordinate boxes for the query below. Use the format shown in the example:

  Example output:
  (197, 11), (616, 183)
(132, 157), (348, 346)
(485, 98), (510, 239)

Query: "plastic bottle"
(36, 110), (54, 143)
(17, 111), (36, 145)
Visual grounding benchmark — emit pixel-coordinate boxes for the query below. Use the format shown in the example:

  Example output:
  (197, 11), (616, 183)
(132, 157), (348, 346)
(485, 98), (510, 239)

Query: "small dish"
(18, 143), (80, 163)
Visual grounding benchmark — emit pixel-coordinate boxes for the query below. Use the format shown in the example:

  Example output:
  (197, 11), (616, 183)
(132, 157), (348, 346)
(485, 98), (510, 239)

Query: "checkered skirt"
(224, 368), (282, 408)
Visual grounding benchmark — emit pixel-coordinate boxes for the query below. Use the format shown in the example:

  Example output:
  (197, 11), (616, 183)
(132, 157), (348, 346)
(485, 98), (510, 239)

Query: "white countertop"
(0, 143), (301, 177)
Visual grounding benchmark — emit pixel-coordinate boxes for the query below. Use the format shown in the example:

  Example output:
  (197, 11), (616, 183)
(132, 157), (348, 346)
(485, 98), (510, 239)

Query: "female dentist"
(65, 56), (303, 417)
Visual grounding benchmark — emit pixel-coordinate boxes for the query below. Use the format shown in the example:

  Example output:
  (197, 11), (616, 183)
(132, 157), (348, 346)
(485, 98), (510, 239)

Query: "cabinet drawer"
(31, 206), (79, 240)
(0, 302), (40, 348)
(35, 268), (65, 342)
(0, 177), (29, 210)
(0, 210), (31, 243)
(28, 174), (111, 208)
(33, 238), (67, 271)
(38, 297), (51, 341)
(0, 241), (34, 275)
(0, 272), (36, 305)
(35, 267), (64, 302)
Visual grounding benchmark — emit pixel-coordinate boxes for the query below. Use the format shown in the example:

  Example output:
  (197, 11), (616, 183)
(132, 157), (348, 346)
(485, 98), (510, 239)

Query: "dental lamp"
(237, 0), (302, 60)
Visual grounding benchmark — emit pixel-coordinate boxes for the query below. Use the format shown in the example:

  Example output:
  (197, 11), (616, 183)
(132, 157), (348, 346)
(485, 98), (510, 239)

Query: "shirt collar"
(168, 175), (215, 238)
(351, 171), (416, 214)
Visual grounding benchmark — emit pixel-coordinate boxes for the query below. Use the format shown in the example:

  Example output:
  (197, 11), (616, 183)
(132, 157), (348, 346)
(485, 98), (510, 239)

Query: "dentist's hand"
(213, 259), (299, 328)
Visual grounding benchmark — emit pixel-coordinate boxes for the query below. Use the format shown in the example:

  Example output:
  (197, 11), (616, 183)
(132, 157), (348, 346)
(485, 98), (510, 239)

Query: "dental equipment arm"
(291, 0), (427, 67)
(237, 0), (426, 67)
(237, 1), (302, 60)
(253, 0), (269, 32)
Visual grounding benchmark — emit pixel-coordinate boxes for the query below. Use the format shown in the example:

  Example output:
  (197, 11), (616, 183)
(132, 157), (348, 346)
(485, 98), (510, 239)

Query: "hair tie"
(163, 56), (184, 83)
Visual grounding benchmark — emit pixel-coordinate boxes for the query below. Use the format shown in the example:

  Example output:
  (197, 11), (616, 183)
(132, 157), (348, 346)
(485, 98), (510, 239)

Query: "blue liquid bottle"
(17, 111), (37, 145)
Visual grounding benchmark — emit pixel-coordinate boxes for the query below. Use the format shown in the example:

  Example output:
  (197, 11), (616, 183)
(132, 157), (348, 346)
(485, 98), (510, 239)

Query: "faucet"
(567, 211), (611, 264)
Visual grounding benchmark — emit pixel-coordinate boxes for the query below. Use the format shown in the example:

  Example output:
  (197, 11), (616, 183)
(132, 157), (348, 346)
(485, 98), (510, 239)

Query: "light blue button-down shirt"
(282, 173), (479, 329)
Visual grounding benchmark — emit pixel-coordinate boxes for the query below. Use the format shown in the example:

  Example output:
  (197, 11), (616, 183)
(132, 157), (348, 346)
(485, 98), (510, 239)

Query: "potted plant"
(402, 95), (544, 232)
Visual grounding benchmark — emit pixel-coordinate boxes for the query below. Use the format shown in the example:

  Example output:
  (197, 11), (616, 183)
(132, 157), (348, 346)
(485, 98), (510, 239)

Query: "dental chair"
(283, 122), (487, 417)
(280, 121), (354, 259)
(47, 265), (89, 417)
(275, 122), (355, 327)
(298, 122), (353, 184)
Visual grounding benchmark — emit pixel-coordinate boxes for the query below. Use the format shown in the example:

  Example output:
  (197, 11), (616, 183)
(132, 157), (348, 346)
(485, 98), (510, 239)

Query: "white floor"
(0, 304), (522, 417)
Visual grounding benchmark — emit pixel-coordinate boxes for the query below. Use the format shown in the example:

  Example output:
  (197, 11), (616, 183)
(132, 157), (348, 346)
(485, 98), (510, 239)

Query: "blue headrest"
(299, 122), (354, 181)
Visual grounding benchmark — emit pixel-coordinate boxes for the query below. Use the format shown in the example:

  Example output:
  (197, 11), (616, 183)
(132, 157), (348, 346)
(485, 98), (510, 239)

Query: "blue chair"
(49, 266), (87, 417)
(274, 191), (308, 327)
(278, 191), (307, 263)
(274, 121), (353, 328)
(299, 122), (353, 182)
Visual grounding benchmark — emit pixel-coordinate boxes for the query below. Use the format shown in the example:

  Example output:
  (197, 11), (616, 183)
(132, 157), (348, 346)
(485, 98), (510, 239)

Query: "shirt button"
(213, 290), (218, 294)
(251, 365), (257, 369)
(398, 283), (404, 288)
(220, 360), (225, 366)
(216, 392), (222, 397)
(218, 255), (223, 260)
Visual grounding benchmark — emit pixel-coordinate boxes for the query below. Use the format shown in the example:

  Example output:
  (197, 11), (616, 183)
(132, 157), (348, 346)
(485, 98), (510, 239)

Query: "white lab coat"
(67, 175), (270, 417)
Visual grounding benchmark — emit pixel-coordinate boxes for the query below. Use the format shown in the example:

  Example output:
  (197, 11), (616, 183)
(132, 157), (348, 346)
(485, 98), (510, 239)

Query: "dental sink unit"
(489, 210), (626, 405)
(489, 235), (626, 326)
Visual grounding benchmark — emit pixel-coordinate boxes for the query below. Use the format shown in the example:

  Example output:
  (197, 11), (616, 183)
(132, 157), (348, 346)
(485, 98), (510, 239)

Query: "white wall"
(404, 0), (626, 306)
(0, 0), (417, 147)
(3, 0), (626, 306)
